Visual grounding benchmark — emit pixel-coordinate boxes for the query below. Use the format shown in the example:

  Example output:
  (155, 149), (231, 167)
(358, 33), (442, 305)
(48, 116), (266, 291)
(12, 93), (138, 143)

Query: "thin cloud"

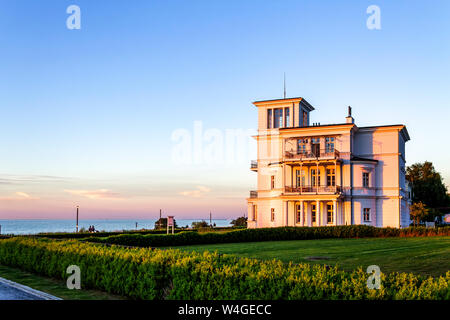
(0, 174), (72, 185)
(0, 192), (40, 200)
(64, 189), (124, 199)
(179, 186), (211, 198)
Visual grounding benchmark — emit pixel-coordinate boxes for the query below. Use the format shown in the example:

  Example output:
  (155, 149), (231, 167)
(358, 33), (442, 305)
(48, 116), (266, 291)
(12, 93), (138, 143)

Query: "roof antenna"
(283, 72), (286, 99)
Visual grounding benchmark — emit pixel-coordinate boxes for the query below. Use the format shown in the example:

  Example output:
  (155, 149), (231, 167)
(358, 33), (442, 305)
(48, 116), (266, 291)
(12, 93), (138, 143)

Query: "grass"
(169, 236), (450, 277)
(0, 264), (126, 300)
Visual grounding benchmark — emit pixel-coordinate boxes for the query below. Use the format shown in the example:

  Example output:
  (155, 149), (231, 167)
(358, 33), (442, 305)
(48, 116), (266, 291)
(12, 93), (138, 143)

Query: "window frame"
(326, 168), (336, 187)
(325, 137), (335, 153)
(311, 169), (321, 187)
(271, 175), (275, 189)
(297, 138), (308, 155)
(284, 107), (290, 127)
(327, 204), (333, 224)
(273, 108), (283, 128)
(295, 169), (305, 187)
(267, 109), (273, 129)
(362, 172), (370, 188)
(295, 204), (301, 223)
(271, 208), (275, 222)
(363, 208), (371, 222)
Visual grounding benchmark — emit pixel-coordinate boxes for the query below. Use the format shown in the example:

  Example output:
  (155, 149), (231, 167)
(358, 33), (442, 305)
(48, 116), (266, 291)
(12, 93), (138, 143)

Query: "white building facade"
(247, 97), (411, 229)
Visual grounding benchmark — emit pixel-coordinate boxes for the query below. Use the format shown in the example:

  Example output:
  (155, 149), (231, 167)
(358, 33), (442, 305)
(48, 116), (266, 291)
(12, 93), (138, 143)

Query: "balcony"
(250, 160), (258, 171)
(284, 148), (340, 162)
(285, 185), (341, 194)
(249, 190), (258, 198)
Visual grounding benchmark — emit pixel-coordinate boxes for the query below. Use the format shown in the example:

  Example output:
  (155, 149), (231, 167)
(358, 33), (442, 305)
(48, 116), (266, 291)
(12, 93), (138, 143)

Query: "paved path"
(0, 277), (61, 300)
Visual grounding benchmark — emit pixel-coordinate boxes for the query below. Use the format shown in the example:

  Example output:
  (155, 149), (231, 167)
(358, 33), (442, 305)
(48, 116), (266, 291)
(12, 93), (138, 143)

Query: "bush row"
(0, 237), (447, 300)
(34, 226), (244, 239)
(34, 228), (195, 239)
(85, 225), (450, 248)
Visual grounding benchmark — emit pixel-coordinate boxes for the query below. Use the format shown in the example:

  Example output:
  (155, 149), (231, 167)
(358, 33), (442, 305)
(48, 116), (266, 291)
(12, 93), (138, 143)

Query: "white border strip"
(0, 276), (62, 300)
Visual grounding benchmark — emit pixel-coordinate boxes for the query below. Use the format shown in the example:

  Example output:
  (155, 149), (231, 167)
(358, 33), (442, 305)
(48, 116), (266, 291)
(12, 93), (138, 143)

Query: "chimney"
(346, 106), (354, 124)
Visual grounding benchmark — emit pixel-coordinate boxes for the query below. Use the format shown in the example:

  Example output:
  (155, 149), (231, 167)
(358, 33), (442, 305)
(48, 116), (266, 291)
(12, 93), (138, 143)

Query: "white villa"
(247, 97), (411, 229)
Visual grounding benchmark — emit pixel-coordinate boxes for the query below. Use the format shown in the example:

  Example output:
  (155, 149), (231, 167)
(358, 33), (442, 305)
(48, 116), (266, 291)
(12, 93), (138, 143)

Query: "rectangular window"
(326, 168), (336, 186)
(327, 204), (333, 224)
(271, 208), (275, 221)
(284, 108), (290, 127)
(297, 138), (308, 155)
(274, 108), (283, 128)
(325, 137), (335, 153)
(311, 169), (321, 186)
(271, 175), (275, 189)
(253, 205), (257, 221)
(295, 170), (305, 187)
(311, 204), (316, 223)
(267, 109), (273, 129)
(363, 172), (370, 187)
(302, 110), (308, 127)
(295, 204), (301, 223)
(363, 208), (371, 222)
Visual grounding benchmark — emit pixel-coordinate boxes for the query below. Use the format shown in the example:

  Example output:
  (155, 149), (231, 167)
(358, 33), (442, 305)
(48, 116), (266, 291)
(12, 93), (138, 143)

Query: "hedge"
(0, 237), (448, 300)
(85, 225), (450, 248)
(34, 226), (244, 239)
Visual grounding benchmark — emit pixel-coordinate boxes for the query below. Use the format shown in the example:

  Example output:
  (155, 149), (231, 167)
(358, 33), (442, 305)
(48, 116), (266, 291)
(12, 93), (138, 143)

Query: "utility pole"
(76, 205), (79, 233)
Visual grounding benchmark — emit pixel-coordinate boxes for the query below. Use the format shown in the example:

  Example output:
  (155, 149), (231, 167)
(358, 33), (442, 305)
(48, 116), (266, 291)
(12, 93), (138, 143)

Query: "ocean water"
(0, 219), (232, 235)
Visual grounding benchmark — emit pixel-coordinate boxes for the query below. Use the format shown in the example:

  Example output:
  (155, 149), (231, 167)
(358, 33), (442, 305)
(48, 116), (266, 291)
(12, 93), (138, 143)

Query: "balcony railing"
(249, 190), (258, 198)
(250, 160), (258, 169)
(284, 148), (340, 161)
(285, 185), (341, 194)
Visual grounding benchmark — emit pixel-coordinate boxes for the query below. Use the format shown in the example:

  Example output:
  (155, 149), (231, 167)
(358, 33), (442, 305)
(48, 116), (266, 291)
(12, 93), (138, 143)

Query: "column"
(334, 161), (337, 193)
(285, 201), (288, 226)
(306, 202), (312, 227)
(300, 201), (304, 226)
(333, 199), (337, 226)
(322, 201), (326, 226)
(316, 162), (319, 193)
(300, 163), (303, 194)
(316, 200), (320, 226)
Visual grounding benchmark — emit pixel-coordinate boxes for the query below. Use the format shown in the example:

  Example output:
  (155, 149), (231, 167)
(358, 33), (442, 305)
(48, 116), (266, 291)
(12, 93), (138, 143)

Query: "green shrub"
(0, 237), (447, 300)
(85, 225), (450, 248)
(33, 228), (196, 239)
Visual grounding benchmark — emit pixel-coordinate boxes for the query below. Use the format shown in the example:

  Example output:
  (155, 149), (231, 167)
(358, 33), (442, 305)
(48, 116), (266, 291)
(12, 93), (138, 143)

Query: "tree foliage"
(154, 218), (178, 230)
(406, 161), (450, 210)
(231, 216), (247, 227)
(191, 220), (209, 229)
(409, 202), (429, 226)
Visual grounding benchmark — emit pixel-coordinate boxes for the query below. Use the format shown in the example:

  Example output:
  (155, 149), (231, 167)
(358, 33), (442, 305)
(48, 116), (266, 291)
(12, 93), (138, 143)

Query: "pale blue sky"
(0, 0), (449, 219)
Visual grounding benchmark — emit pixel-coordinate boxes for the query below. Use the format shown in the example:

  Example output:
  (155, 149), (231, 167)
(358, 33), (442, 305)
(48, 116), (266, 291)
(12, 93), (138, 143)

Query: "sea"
(0, 219), (232, 235)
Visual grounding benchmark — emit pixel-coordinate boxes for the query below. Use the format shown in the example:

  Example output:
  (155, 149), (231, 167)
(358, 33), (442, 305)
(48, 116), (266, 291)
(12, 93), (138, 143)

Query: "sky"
(0, 0), (449, 219)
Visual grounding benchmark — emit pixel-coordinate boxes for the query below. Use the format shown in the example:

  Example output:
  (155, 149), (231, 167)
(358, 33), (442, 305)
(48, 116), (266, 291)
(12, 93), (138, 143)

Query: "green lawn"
(170, 236), (450, 277)
(0, 264), (126, 300)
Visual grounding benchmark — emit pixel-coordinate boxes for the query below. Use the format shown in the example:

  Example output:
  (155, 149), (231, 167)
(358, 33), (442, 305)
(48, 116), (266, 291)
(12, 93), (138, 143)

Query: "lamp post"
(76, 206), (79, 233)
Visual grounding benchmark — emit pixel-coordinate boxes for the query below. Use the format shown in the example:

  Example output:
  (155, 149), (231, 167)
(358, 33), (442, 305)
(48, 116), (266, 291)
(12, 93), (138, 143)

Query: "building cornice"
(253, 97), (315, 111)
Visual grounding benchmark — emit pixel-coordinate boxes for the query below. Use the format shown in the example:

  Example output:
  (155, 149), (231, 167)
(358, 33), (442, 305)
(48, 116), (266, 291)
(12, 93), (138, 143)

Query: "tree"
(406, 161), (450, 209)
(154, 218), (178, 230)
(231, 216), (247, 227)
(409, 202), (429, 226)
(191, 220), (209, 229)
